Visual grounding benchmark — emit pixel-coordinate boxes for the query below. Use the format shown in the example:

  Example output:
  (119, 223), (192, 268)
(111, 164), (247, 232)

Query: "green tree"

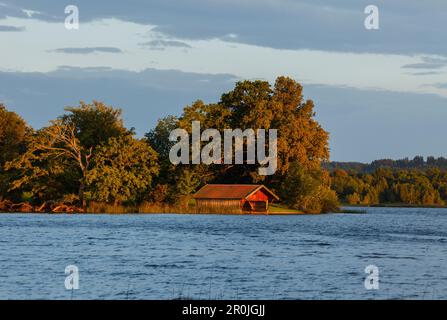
(172, 168), (203, 206)
(0, 104), (31, 201)
(145, 115), (179, 160)
(174, 77), (330, 187)
(63, 101), (128, 149)
(6, 120), (93, 206)
(280, 162), (339, 213)
(7, 101), (129, 208)
(167, 77), (333, 212)
(330, 167), (447, 207)
(219, 77), (330, 178)
(86, 134), (159, 205)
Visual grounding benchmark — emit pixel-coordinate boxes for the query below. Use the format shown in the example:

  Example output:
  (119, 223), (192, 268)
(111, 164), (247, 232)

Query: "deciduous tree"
(86, 134), (159, 205)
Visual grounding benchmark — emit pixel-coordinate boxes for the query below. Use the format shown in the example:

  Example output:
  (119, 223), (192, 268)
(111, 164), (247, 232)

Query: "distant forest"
(325, 156), (447, 173)
(326, 157), (447, 207)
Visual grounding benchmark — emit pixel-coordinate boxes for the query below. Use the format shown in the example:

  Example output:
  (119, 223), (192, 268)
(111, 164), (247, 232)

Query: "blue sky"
(0, 0), (446, 162)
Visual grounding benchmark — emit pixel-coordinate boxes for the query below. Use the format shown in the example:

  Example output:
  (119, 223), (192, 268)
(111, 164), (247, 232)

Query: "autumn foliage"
(0, 77), (338, 213)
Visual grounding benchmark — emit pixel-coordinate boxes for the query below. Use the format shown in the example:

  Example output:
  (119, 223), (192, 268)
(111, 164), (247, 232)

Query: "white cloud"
(22, 9), (40, 18)
(0, 16), (446, 98)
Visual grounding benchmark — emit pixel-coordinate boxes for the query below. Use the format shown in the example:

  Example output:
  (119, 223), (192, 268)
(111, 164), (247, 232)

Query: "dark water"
(0, 207), (446, 300)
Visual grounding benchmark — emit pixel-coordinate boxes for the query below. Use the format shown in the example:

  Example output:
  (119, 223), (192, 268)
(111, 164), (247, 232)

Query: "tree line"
(325, 156), (447, 173)
(331, 168), (447, 206)
(0, 77), (339, 213)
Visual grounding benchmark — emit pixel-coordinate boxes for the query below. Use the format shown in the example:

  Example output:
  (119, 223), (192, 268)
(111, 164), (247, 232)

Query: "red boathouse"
(193, 184), (279, 213)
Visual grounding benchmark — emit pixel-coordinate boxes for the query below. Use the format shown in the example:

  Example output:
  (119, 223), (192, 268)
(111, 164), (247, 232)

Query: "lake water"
(0, 207), (446, 300)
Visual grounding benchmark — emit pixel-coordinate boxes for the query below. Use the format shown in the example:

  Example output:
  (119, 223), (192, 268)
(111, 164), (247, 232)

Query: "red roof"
(193, 184), (279, 200)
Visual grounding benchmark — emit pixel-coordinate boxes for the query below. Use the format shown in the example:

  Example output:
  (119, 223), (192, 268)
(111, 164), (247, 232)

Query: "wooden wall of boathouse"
(195, 199), (242, 213)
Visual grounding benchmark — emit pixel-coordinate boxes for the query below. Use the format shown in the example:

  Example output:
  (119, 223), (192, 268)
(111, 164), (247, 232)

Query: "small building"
(193, 184), (279, 213)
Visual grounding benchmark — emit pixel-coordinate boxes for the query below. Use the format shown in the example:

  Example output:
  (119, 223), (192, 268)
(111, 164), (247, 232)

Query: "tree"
(346, 193), (361, 205)
(86, 134), (159, 205)
(330, 166), (447, 206)
(172, 168), (202, 206)
(0, 104), (30, 163)
(63, 100), (128, 149)
(280, 162), (339, 213)
(362, 187), (379, 205)
(163, 77), (333, 212)
(7, 120), (93, 207)
(145, 115), (179, 160)
(7, 101), (129, 208)
(0, 104), (31, 200)
(221, 76), (330, 176)
(174, 77), (330, 187)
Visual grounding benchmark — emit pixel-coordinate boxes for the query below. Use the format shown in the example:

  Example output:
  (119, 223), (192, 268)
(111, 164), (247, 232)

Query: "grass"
(87, 202), (196, 214)
(269, 204), (367, 214)
(2, 199), (360, 215)
(87, 203), (135, 214)
(138, 202), (195, 214)
(268, 204), (303, 214)
(86, 201), (307, 215)
(86, 202), (306, 215)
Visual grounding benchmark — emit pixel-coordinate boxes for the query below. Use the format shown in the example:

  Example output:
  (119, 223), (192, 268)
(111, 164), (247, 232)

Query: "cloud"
(402, 56), (447, 72)
(0, 66), (238, 135)
(305, 84), (447, 161)
(0, 25), (25, 32)
(432, 83), (447, 89)
(51, 47), (123, 54)
(22, 9), (41, 18)
(57, 66), (113, 72)
(402, 63), (445, 70)
(1, 0), (446, 55)
(140, 39), (192, 50)
(0, 1), (54, 21)
(0, 66), (446, 162)
(408, 71), (442, 76)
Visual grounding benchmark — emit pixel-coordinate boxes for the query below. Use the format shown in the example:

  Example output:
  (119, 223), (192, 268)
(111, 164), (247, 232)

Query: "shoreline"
(342, 203), (447, 209)
(2, 205), (445, 215)
(0, 211), (310, 215)
(0, 209), (363, 215)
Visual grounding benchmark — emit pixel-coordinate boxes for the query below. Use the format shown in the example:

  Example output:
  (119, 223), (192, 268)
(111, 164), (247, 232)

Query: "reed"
(87, 202), (135, 214)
